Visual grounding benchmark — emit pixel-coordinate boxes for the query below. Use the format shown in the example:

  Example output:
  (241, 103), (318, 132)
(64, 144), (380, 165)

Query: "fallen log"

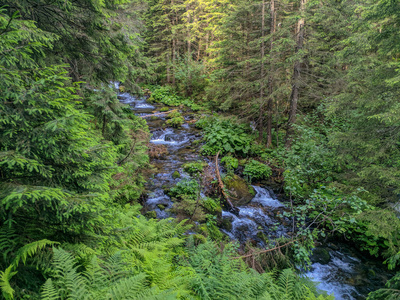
(140, 109), (178, 118)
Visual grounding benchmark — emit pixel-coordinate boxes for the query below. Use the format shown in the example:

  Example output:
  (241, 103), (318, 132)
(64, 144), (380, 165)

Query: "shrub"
(166, 116), (184, 128)
(200, 117), (254, 156)
(243, 160), (272, 182)
(221, 156), (239, 173)
(169, 179), (199, 198)
(183, 161), (207, 175)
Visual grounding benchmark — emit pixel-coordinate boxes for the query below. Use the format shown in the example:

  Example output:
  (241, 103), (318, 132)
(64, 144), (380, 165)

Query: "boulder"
(223, 174), (255, 206)
(311, 247), (331, 265)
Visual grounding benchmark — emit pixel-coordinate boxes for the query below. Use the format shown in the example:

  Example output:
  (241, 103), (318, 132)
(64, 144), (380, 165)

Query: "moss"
(172, 171), (181, 179)
(157, 204), (166, 210)
(150, 116), (159, 121)
(192, 140), (201, 146)
(223, 174), (255, 206)
(144, 210), (157, 219)
(160, 107), (170, 112)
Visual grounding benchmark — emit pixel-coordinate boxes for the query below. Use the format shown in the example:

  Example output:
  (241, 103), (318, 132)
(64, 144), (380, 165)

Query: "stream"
(117, 85), (392, 299)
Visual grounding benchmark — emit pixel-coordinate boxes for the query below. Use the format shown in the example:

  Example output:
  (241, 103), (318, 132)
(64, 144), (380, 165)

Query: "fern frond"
(0, 265), (18, 300)
(52, 248), (88, 300)
(107, 273), (148, 299)
(12, 239), (59, 268)
(0, 226), (19, 262)
(41, 278), (59, 300)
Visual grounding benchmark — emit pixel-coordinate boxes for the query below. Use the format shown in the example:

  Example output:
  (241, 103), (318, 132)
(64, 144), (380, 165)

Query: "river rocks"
(311, 247), (331, 265)
(223, 174), (255, 206)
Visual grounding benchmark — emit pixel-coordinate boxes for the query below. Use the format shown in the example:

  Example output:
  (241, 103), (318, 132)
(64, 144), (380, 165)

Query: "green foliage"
(1, 0), (152, 89)
(172, 194), (207, 223)
(201, 198), (222, 214)
(183, 161), (207, 175)
(166, 111), (182, 119)
(183, 241), (329, 299)
(166, 116), (185, 128)
(284, 124), (336, 199)
(39, 248), (180, 300)
(221, 156), (239, 173)
(200, 117), (254, 156)
(243, 160), (272, 182)
(148, 86), (202, 111)
(367, 272), (400, 300)
(169, 179), (199, 199)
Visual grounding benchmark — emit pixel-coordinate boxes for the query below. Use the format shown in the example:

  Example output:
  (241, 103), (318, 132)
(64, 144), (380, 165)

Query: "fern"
(0, 266), (18, 300)
(51, 248), (88, 300)
(41, 279), (58, 300)
(12, 239), (59, 268)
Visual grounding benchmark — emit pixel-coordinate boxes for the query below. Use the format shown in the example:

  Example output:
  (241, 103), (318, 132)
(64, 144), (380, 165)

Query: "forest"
(0, 0), (400, 299)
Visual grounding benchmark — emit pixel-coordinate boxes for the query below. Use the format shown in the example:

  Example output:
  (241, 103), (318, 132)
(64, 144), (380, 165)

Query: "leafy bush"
(243, 160), (272, 182)
(201, 197), (222, 213)
(221, 156), (239, 173)
(167, 110), (182, 119)
(183, 161), (207, 175)
(166, 116), (184, 128)
(169, 179), (199, 198)
(200, 117), (254, 156)
(284, 125), (336, 199)
(148, 86), (202, 111)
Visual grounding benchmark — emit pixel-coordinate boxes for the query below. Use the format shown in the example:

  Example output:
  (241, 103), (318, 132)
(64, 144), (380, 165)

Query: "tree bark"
(285, 0), (307, 148)
(266, 0), (276, 147)
(258, 0), (266, 142)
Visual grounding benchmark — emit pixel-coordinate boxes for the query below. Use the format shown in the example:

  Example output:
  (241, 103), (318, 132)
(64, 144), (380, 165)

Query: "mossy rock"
(219, 217), (232, 232)
(157, 204), (166, 210)
(144, 210), (157, 219)
(311, 247), (331, 265)
(192, 140), (201, 146)
(172, 171), (181, 179)
(223, 174), (255, 206)
(160, 107), (170, 112)
(150, 116), (159, 121)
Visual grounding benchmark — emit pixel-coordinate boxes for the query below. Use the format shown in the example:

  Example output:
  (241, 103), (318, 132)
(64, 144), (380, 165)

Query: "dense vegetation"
(1, 0), (400, 298)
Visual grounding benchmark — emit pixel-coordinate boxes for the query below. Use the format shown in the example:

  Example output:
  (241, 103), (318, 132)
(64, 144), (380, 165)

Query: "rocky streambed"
(117, 86), (392, 300)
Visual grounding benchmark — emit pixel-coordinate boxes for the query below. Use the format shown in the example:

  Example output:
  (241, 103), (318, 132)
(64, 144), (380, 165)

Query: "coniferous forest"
(1, 0), (400, 299)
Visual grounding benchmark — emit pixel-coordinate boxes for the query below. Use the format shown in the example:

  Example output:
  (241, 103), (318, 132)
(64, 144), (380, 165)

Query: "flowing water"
(117, 86), (392, 299)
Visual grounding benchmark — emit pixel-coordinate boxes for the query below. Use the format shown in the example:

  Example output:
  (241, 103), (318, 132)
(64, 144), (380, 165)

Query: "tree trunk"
(266, 0), (276, 147)
(285, 0), (307, 148)
(186, 5), (192, 96)
(258, 0), (266, 142)
(172, 0), (176, 85)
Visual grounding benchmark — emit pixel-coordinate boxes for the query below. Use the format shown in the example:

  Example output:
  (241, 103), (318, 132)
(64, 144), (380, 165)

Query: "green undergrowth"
(148, 86), (203, 111)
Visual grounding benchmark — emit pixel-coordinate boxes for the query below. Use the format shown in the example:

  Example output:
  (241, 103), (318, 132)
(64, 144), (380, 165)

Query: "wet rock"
(311, 247), (331, 265)
(172, 171), (181, 179)
(223, 175), (255, 206)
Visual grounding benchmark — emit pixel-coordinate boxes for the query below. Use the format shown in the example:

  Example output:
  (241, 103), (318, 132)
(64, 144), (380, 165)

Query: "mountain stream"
(117, 87), (392, 300)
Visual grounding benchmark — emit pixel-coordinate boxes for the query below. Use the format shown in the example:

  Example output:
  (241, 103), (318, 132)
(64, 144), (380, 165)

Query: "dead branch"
(231, 240), (295, 260)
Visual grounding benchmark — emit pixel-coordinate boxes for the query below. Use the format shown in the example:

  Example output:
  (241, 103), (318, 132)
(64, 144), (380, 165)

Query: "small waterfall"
(251, 186), (284, 208)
